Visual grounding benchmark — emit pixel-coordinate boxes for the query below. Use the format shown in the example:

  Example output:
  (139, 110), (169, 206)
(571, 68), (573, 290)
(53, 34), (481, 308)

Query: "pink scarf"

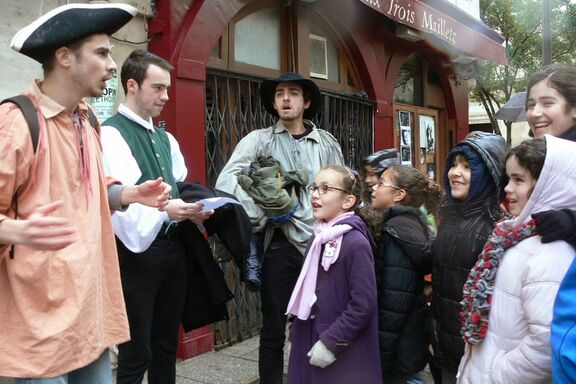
(286, 212), (354, 320)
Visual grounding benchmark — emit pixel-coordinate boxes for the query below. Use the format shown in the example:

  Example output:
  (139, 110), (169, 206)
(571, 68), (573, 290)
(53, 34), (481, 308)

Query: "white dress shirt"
(101, 104), (187, 252)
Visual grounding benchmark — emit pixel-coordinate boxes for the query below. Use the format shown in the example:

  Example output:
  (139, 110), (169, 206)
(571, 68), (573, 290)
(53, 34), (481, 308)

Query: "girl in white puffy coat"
(457, 135), (576, 383)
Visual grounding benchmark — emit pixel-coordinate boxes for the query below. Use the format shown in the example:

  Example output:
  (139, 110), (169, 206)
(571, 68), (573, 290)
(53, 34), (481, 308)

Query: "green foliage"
(471, 0), (576, 140)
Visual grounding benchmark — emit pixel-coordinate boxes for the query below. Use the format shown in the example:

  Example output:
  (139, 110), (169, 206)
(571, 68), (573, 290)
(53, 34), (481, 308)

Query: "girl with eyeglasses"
(430, 132), (508, 384)
(367, 165), (442, 384)
(286, 165), (382, 384)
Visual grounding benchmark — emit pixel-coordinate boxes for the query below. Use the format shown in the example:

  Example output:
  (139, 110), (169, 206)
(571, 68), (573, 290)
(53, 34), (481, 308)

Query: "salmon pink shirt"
(0, 81), (129, 378)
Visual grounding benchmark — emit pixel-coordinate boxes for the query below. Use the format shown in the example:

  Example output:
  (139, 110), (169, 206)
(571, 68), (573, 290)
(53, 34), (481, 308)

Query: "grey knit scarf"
(460, 218), (537, 344)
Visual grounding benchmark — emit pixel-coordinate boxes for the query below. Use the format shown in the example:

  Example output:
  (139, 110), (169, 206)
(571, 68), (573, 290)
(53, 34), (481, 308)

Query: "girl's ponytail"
(386, 165), (444, 222)
(423, 180), (443, 224)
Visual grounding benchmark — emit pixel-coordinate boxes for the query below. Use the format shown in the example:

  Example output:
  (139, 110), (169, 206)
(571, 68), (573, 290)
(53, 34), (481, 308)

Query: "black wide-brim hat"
(11, 3), (137, 63)
(259, 73), (322, 120)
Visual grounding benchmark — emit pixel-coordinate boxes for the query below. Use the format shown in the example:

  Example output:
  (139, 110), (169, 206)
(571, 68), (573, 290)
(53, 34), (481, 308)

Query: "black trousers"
(258, 235), (304, 384)
(116, 233), (187, 384)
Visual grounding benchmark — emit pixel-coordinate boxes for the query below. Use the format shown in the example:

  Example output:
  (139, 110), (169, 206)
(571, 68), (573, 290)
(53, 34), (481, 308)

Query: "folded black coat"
(177, 182), (251, 331)
(178, 182), (252, 268)
(178, 222), (233, 332)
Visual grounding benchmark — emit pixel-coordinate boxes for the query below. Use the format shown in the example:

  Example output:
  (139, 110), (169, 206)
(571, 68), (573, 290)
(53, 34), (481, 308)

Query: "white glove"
(307, 340), (336, 368)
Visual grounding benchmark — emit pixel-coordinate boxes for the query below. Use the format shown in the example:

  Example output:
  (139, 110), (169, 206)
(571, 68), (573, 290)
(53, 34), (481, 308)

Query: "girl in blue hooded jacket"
(429, 132), (508, 383)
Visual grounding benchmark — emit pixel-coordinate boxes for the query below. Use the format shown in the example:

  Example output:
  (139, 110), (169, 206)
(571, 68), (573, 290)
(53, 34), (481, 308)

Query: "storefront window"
(394, 53), (423, 106)
(234, 8), (281, 70)
(211, 4), (361, 93)
(309, 33), (339, 83)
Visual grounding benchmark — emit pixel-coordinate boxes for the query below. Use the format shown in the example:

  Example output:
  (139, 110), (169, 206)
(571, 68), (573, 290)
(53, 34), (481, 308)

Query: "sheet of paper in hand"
(197, 197), (242, 213)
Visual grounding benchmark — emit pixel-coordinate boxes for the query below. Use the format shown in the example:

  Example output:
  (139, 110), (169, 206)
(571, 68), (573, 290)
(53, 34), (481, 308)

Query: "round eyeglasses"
(309, 185), (349, 195)
(376, 180), (401, 190)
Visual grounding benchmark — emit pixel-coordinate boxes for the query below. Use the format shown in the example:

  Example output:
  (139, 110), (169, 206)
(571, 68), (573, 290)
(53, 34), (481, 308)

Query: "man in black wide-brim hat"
(0, 3), (174, 383)
(216, 73), (345, 383)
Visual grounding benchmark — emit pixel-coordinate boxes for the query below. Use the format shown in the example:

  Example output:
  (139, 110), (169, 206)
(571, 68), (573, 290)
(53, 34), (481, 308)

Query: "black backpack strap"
(1, 95), (40, 153)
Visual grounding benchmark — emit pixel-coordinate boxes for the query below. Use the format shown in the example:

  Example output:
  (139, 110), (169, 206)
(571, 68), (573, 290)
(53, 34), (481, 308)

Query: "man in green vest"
(100, 49), (211, 384)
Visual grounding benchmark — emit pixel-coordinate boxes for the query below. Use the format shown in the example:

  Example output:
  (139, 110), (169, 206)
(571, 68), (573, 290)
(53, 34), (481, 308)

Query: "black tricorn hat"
(259, 72), (322, 120)
(11, 3), (137, 63)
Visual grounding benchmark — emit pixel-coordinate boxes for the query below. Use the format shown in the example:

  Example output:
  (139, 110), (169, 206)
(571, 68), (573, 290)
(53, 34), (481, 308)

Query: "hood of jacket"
(444, 132), (507, 203)
(512, 135), (576, 226)
(381, 205), (429, 269)
(337, 214), (377, 253)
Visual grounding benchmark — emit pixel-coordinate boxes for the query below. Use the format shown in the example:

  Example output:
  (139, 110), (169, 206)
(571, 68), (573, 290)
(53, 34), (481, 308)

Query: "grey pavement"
(170, 335), (286, 384)
(0, 335), (435, 383)
(0, 335), (281, 384)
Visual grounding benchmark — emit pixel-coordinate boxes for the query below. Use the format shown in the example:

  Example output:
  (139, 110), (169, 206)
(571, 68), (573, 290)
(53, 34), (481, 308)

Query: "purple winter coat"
(287, 215), (382, 384)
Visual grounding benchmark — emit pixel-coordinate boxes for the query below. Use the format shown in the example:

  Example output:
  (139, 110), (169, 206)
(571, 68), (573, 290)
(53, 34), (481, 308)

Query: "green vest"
(104, 113), (179, 198)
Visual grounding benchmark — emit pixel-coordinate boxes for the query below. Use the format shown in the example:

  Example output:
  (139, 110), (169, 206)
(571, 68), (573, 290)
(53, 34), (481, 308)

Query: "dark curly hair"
(386, 165), (444, 221)
(359, 165), (443, 241)
(505, 138), (547, 181)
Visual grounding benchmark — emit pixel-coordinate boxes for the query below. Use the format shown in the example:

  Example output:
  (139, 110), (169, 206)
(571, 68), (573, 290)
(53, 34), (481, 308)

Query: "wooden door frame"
(393, 104), (443, 185)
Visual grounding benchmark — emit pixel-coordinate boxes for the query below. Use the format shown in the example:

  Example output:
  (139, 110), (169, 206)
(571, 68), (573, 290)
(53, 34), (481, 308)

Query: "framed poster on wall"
(401, 127), (411, 146)
(397, 109), (412, 165)
(419, 114), (436, 179)
(399, 110), (410, 128)
(419, 115), (435, 153)
(401, 146), (411, 165)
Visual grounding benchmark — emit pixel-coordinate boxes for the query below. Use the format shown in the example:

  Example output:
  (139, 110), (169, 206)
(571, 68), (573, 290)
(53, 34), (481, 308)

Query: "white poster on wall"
(401, 145), (411, 165)
(89, 71), (118, 121)
(399, 110), (410, 128)
(419, 115), (435, 153)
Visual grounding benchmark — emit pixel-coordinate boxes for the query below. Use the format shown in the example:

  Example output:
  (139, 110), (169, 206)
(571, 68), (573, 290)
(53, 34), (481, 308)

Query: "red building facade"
(146, 0), (506, 357)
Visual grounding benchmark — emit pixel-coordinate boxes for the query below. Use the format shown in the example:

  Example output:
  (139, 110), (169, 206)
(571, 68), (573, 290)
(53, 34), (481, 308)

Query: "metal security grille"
(316, 89), (374, 170)
(205, 69), (374, 347)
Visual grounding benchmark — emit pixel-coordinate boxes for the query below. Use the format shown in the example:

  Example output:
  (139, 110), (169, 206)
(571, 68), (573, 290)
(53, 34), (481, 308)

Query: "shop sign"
(359, 0), (507, 65)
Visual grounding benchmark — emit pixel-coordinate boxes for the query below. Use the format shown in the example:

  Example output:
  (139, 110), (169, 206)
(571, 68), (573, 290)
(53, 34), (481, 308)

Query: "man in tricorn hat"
(0, 3), (171, 383)
(217, 73), (344, 383)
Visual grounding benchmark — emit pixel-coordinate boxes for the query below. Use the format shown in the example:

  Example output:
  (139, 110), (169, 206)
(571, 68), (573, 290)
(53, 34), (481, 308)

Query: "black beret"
(11, 3), (137, 63)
